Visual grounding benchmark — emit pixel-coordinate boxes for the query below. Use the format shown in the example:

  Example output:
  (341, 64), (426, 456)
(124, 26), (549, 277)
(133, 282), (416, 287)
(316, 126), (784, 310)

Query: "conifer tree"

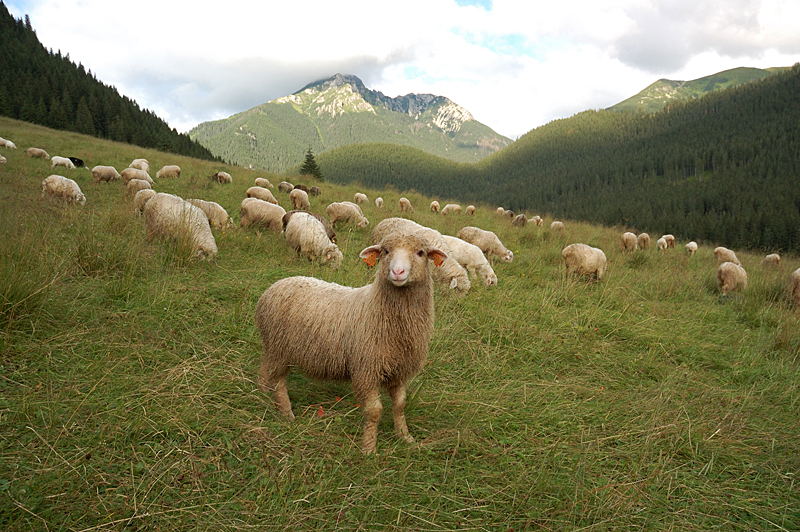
(299, 147), (323, 180)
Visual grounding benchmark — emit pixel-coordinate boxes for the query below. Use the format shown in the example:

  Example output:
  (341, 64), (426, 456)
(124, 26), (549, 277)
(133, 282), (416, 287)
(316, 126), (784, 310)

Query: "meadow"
(1, 116), (799, 530)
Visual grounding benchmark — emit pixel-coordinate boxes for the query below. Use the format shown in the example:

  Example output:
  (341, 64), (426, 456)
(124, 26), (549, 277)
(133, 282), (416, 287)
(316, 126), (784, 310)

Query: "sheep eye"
(416, 250), (425, 257)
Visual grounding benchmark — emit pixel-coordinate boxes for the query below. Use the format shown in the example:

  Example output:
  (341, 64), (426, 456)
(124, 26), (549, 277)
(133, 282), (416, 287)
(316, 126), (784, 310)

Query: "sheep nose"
(392, 267), (406, 278)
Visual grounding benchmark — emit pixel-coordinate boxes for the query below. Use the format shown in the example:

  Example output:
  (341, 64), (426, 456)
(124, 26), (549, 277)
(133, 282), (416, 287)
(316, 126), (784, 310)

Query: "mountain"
(188, 74), (512, 173)
(607, 66), (790, 114)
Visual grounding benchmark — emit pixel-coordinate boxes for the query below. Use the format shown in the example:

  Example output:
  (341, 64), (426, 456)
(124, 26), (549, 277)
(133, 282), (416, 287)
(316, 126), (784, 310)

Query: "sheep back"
(27, 147), (50, 159)
(289, 188), (311, 210)
(327, 201), (369, 228)
(255, 177), (274, 189)
(156, 165), (181, 179)
(240, 197), (285, 232)
(284, 212), (342, 270)
(246, 186), (278, 204)
(714, 246), (740, 265)
(187, 198), (235, 229)
(455, 226), (514, 263)
(133, 189), (157, 215)
(637, 233), (650, 250)
(92, 165), (120, 184)
(143, 193), (217, 259)
(282, 210), (336, 242)
(621, 232), (638, 253)
(121, 167), (154, 185)
(41, 175), (86, 205)
(717, 262), (747, 296)
(399, 197), (414, 213)
(562, 243), (607, 280)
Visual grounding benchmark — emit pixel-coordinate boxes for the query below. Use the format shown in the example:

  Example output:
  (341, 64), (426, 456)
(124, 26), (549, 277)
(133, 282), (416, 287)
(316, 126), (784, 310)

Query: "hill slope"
(189, 73), (511, 173)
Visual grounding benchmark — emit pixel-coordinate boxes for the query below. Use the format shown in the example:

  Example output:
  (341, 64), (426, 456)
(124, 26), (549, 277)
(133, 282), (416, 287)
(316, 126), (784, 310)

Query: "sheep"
(621, 232), (638, 253)
(375, 197), (384, 208)
(442, 235), (497, 287)
(121, 167), (153, 185)
(156, 165), (181, 179)
(0, 155), (5, 164)
(282, 210), (336, 242)
(656, 237), (667, 252)
(399, 197), (414, 213)
(714, 246), (740, 265)
(531, 215), (543, 227)
(562, 243), (607, 281)
(187, 199), (235, 229)
(27, 147), (50, 159)
(143, 193), (217, 260)
(0, 137), (17, 149)
(441, 203), (462, 216)
(213, 171), (233, 184)
(246, 186), (278, 205)
(762, 254), (781, 266)
(293, 184), (309, 193)
(92, 165), (121, 184)
(717, 262), (747, 296)
(129, 158), (150, 173)
(456, 226), (514, 263)
(126, 178), (152, 197)
(663, 234), (676, 248)
(327, 201), (369, 228)
(255, 231), (448, 454)
(374, 218), (470, 294)
(283, 211), (343, 270)
(791, 268), (800, 308)
(50, 156), (76, 170)
(686, 241), (698, 256)
(503, 209), (515, 220)
(354, 192), (368, 204)
(240, 197), (286, 232)
(68, 157), (84, 168)
(550, 220), (565, 233)
(512, 214), (527, 227)
(309, 186), (321, 196)
(255, 177), (274, 189)
(278, 181), (294, 193)
(41, 175), (86, 205)
(289, 188), (311, 210)
(466, 205), (476, 216)
(496, 207), (505, 215)
(430, 201), (440, 213)
(637, 233), (650, 250)
(133, 189), (157, 215)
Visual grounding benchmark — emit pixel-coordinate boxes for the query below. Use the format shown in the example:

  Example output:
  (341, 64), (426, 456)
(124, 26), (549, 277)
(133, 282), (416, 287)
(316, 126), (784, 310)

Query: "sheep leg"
(258, 363), (294, 420)
(388, 383), (414, 443)
(360, 389), (383, 454)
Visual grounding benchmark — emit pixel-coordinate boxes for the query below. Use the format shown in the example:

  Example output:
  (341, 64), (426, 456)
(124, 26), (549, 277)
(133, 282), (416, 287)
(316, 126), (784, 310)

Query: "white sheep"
(441, 203), (462, 216)
(762, 254), (780, 266)
(278, 181), (294, 193)
(246, 186), (278, 205)
(399, 197), (414, 213)
(121, 167), (153, 185)
(50, 156), (75, 170)
(562, 243), (607, 280)
(27, 147), (50, 159)
(550, 220), (565, 233)
(791, 268), (800, 308)
(442, 235), (497, 287)
(496, 207), (505, 215)
(327, 201), (369, 228)
(663, 234), (676, 248)
(255, 177), (274, 189)
(283, 211), (343, 270)
(503, 209), (515, 220)
(531, 215), (543, 227)
(637, 233), (650, 250)
(92, 165), (121, 184)
(512, 214), (527, 227)
(129, 158), (150, 173)
(430, 201), (440, 213)
(309, 186), (321, 196)
(156, 165), (181, 179)
(0, 138), (17, 149)
(354, 192), (368, 204)
(657, 237), (667, 252)
(714, 246), (740, 265)
(0, 155), (5, 164)
(455, 226), (514, 263)
(41, 175), (86, 205)
(213, 171), (233, 184)
(466, 205), (476, 216)
(375, 197), (384, 208)
(717, 261), (747, 296)
(282, 210), (336, 242)
(143, 193), (218, 259)
(621, 232), (638, 253)
(289, 188), (311, 210)
(126, 178), (152, 197)
(240, 197), (286, 232)
(685, 241), (698, 256)
(187, 199), (235, 229)
(133, 189), (157, 216)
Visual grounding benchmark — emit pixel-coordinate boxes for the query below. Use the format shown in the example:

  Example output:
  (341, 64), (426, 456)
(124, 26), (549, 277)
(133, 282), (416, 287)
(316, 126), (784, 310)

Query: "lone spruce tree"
(299, 147), (323, 180)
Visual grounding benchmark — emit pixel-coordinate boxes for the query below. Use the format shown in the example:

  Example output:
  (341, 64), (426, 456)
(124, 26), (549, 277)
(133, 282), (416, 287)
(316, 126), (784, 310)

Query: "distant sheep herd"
(4, 130), (800, 454)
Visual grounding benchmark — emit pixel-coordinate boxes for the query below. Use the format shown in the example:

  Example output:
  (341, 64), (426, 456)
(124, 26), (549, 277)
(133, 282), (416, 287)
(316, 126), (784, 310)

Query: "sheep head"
(360, 234), (446, 287)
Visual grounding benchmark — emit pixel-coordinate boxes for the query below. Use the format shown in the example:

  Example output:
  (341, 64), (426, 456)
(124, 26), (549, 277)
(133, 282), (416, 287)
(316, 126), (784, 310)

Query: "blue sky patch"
(455, 0), (493, 10)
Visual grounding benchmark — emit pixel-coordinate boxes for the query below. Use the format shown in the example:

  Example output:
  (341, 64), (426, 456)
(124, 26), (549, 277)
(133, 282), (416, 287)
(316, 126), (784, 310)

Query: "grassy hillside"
(2, 116), (800, 530)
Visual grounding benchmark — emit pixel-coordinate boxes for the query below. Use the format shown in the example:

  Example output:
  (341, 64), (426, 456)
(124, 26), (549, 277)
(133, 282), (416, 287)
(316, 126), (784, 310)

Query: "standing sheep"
(0, 155), (5, 164)
(129, 159), (150, 173)
(283, 211), (343, 270)
(717, 262), (748, 296)
(282, 210), (336, 242)
(187, 199), (235, 229)
(309, 186), (321, 196)
(375, 197), (384, 208)
(156, 165), (181, 179)
(762, 254), (781, 266)
(27, 147), (50, 159)
(512, 214), (528, 227)
(133, 189), (157, 215)
(121, 167), (153, 185)
(50, 156), (76, 170)
(562, 243), (607, 281)
(550, 220), (565, 233)
(531, 215), (543, 227)
(441, 204), (462, 216)
(465, 205), (476, 216)
(278, 181), (294, 193)
(255, 177), (274, 189)
(143, 193), (217, 259)
(504, 210), (515, 220)
(791, 268), (800, 308)
(255, 232), (447, 454)
(496, 207), (505, 215)
(240, 198), (286, 232)
(92, 165), (121, 184)
(621, 232), (638, 253)
(0, 138), (17, 149)
(354, 192), (368, 204)
(442, 235), (497, 287)
(456, 226), (514, 263)
(686, 241), (698, 256)
(430, 201), (440, 213)
(663, 234), (676, 248)
(289, 188), (311, 210)
(327, 201), (369, 228)
(637, 233), (650, 250)
(246, 186), (278, 205)
(399, 197), (414, 213)
(657, 237), (668, 252)
(41, 175), (86, 205)
(126, 179), (152, 197)
(714, 246), (740, 265)
(213, 171), (233, 184)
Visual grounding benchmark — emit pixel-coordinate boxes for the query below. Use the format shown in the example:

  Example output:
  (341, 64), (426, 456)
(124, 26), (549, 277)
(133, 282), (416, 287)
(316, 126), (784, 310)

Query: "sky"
(6, 0), (800, 139)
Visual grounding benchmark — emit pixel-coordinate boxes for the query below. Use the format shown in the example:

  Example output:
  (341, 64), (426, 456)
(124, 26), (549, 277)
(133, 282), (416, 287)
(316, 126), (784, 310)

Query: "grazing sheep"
(442, 235), (497, 287)
(0, 155), (5, 164)
(399, 197), (414, 213)
(309, 186), (321, 196)
(278, 181), (294, 193)
(375, 197), (384, 208)
(156, 165), (181, 179)
(283, 211), (343, 270)
(289, 188), (311, 210)
(92, 165), (121, 184)
(430, 201), (440, 213)
(282, 210), (336, 242)
(637, 233), (650, 250)
(246, 186), (278, 205)
(68, 157), (84, 168)
(213, 171), (233, 184)
(496, 207), (505, 215)
(791, 268), (800, 308)
(466, 205), (476, 216)
(503, 209), (515, 220)
(41, 175), (86, 205)
(621, 232), (638, 253)
(714, 246), (740, 265)
(441, 203), (462, 216)
(717, 262), (748, 296)
(121, 167), (153, 185)
(27, 147), (50, 159)
(550, 220), (565, 233)
(512, 214), (528, 227)
(456, 226), (514, 263)
(50, 156), (75, 170)
(0, 137), (17, 149)
(129, 159), (150, 173)
(143, 193), (217, 259)
(354, 192), (368, 204)
(133, 189), (157, 215)
(762, 254), (781, 266)
(686, 241), (698, 256)
(126, 178), (152, 197)
(663, 234), (676, 248)
(657, 237), (667, 252)
(256, 231), (447, 454)
(293, 184), (309, 193)
(562, 243), (607, 281)
(327, 201), (369, 228)
(531, 215), (543, 227)
(187, 199), (235, 229)
(255, 177), (274, 189)
(240, 198), (286, 232)
(373, 218), (470, 294)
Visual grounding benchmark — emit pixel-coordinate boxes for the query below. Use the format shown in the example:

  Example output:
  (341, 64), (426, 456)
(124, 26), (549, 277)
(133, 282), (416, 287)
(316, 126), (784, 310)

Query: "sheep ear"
(429, 248), (447, 267)
(359, 245), (382, 267)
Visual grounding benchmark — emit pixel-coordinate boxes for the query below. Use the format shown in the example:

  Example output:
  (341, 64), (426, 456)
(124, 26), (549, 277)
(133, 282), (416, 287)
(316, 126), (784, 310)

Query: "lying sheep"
(92, 165), (120, 184)
(246, 186), (278, 205)
(762, 254), (780, 266)
(256, 231), (447, 454)
(550, 220), (564, 233)
(143, 193), (217, 259)
(430, 201), (440, 213)
(657, 237), (667, 252)
(512, 214), (527, 227)
(133, 189), (157, 215)
(27, 147), (50, 159)
(129, 158), (150, 173)
(663, 234), (676, 248)
(621, 232), (638, 253)
(309, 186), (321, 196)
(791, 268), (800, 308)
(637, 233), (650, 250)
(289, 188), (311, 210)
(714, 246), (740, 265)
(466, 205), (476, 216)
(282, 210), (336, 242)
(240, 197), (286, 232)
(441, 203), (462, 216)
(121, 167), (153, 185)
(126, 178), (152, 197)
(373, 218), (470, 294)
(354, 192), (368, 204)
(717, 261), (747, 296)
(156, 165), (181, 179)
(50, 156), (76, 170)
(41, 175), (86, 205)
(562, 243), (607, 280)
(255, 177), (274, 189)
(686, 241), (698, 256)
(327, 201), (369, 228)
(375, 197), (384, 208)
(278, 181), (294, 193)
(284, 211), (343, 270)
(212, 171), (233, 184)
(399, 197), (414, 213)
(442, 235), (497, 287)
(187, 199), (235, 229)
(456, 226), (514, 263)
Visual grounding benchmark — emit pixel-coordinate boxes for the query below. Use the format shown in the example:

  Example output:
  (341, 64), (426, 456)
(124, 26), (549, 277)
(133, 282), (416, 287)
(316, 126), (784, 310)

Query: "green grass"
(1, 116), (799, 530)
